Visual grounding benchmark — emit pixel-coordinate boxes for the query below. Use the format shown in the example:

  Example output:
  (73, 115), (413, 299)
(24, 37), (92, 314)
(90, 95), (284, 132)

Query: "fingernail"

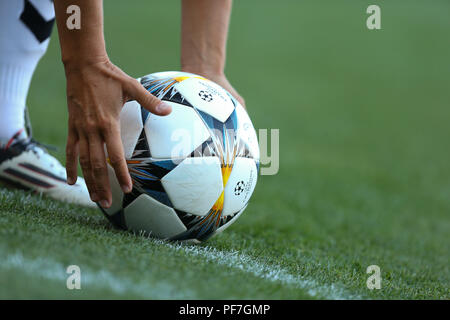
(156, 102), (171, 113)
(67, 177), (75, 185)
(100, 200), (110, 208)
(121, 184), (132, 193)
(91, 193), (99, 202)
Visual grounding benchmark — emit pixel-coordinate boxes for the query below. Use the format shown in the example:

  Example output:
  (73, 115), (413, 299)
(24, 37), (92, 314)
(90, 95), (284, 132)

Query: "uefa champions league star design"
(103, 73), (258, 241)
(141, 75), (196, 107)
(145, 74), (257, 241)
(198, 90), (213, 102)
(141, 77), (251, 240)
(170, 108), (243, 241)
(234, 181), (245, 196)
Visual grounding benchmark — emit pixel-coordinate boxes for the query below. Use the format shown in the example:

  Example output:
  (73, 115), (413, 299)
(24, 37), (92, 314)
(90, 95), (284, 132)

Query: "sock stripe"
(19, 0), (55, 43)
(4, 129), (25, 149)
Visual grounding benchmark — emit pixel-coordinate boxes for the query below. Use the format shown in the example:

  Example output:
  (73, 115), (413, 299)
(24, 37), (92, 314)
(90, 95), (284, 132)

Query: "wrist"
(181, 47), (225, 77)
(62, 53), (110, 73)
(181, 64), (224, 79)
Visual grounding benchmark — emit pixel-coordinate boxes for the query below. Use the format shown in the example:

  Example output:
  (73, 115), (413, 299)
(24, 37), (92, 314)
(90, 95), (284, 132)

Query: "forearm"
(181, 0), (232, 76)
(54, 0), (107, 68)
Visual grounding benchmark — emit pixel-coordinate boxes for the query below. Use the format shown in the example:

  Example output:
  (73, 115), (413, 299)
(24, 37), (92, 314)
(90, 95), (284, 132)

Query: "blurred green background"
(2, 0), (448, 298)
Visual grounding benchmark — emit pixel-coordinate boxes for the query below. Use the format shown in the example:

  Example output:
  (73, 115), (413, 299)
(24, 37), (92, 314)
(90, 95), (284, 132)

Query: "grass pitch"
(0, 0), (449, 299)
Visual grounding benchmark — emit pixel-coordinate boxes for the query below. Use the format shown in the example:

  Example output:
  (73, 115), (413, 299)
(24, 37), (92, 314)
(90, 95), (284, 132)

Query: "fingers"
(66, 128), (79, 185)
(234, 91), (246, 108)
(78, 135), (98, 203)
(104, 124), (132, 194)
(77, 119), (131, 209)
(126, 78), (172, 116)
(225, 84), (246, 109)
(77, 124), (130, 209)
(63, 61), (143, 209)
(88, 133), (111, 208)
(235, 94), (246, 109)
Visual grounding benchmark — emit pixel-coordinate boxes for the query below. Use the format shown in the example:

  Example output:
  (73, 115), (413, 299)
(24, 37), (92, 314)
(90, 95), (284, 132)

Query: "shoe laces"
(22, 138), (66, 177)
(28, 137), (58, 153)
(22, 107), (65, 175)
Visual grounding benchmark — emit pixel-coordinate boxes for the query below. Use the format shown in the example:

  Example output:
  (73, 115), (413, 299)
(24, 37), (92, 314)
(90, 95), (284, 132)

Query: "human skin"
(181, 0), (245, 108)
(54, 0), (242, 208)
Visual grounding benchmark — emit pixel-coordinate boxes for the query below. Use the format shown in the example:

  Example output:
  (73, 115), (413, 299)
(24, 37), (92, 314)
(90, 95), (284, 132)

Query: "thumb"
(127, 78), (172, 116)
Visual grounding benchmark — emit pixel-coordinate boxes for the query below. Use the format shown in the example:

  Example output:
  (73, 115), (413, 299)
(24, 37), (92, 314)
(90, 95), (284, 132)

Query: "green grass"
(1, 0), (449, 299)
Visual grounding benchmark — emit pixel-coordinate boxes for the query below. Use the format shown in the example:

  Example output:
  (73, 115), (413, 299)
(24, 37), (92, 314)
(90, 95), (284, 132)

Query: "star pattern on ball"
(234, 181), (245, 196)
(101, 73), (259, 242)
(198, 90), (213, 102)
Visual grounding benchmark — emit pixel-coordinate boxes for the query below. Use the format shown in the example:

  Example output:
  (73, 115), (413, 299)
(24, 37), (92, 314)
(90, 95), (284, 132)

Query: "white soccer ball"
(100, 71), (260, 242)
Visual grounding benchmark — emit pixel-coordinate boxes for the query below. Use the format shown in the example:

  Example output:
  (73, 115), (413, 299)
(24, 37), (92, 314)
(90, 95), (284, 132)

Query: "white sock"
(0, 0), (54, 142)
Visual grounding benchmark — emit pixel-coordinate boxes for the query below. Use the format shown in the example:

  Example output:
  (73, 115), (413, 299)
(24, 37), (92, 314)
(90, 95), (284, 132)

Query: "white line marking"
(0, 243), (361, 299)
(160, 241), (362, 300)
(0, 251), (193, 299)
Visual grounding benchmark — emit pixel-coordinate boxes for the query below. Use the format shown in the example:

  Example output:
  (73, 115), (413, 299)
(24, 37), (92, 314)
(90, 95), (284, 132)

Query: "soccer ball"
(99, 71), (260, 242)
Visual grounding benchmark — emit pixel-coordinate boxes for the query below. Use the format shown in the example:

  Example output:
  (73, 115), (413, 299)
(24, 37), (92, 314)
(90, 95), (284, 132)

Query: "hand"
(204, 72), (246, 109)
(182, 68), (246, 108)
(64, 57), (172, 208)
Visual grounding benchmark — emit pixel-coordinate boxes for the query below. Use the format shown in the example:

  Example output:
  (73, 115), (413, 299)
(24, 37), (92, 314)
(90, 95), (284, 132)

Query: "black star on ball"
(198, 90), (213, 102)
(234, 181), (245, 196)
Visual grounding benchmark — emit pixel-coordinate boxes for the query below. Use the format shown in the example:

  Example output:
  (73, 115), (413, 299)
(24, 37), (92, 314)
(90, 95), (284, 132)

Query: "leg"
(0, 0), (54, 141)
(0, 0), (94, 207)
